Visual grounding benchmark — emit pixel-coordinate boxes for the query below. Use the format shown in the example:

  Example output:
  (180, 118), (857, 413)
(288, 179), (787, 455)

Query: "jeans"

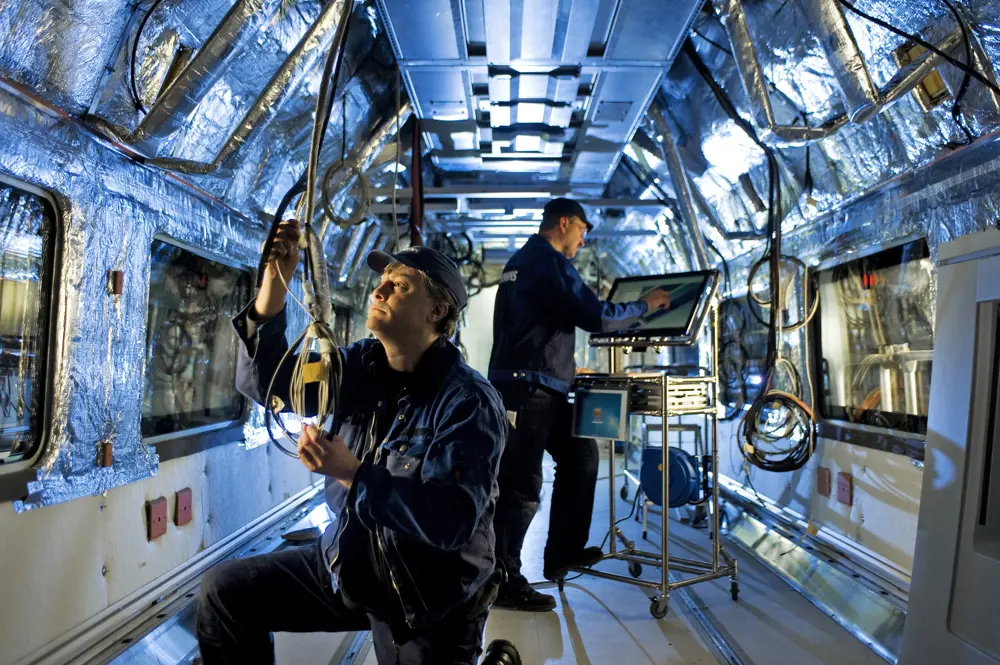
(196, 540), (491, 665)
(493, 383), (599, 586)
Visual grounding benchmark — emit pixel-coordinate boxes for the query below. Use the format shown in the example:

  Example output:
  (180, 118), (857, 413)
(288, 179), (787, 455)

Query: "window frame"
(0, 174), (62, 481)
(141, 234), (252, 461)
(810, 236), (931, 461)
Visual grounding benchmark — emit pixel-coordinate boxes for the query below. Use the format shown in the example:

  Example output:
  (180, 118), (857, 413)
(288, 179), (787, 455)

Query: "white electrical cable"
(274, 254), (312, 318)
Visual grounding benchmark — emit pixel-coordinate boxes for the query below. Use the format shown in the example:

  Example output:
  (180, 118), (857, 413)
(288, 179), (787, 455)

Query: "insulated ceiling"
(376, 0), (703, 194)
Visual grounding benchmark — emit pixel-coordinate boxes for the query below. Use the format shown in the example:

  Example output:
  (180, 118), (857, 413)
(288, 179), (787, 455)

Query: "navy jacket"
(488, 234), (648, 393)
(233, 304), (506, 629)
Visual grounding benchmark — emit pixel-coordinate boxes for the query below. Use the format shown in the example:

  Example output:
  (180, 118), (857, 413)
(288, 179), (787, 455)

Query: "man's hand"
(267, 219), (301, 281)
(641, 287), (671, 311)
(254, 219), (301, 319)
(298, 425), (361, 487)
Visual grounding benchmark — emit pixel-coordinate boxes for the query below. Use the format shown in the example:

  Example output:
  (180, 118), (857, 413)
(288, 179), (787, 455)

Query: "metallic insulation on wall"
(226, 45), (402, 218)
(0, 85), (305, 511)
(0, 0), (135, 114)
(3, 0), (401, 222)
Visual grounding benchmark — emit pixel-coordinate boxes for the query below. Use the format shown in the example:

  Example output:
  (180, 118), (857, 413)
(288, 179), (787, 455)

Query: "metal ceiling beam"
(369, 187), (667, 209)
(464, 198), (665, 209)
(369, 201), (461, 214)
(442, 227), (660, 238)
(369, 186), (569, 197)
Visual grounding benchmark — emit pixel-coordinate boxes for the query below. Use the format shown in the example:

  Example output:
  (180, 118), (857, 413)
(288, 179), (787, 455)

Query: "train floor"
(268, 451), (887, 665)
(108, 450), (889, 665)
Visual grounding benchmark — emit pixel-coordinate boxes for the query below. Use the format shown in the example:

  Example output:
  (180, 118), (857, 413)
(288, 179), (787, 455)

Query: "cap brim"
(366, 250), (396, 273)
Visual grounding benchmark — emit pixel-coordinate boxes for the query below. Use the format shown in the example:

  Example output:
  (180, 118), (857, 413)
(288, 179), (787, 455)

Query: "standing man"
(197, 220), (508, 664)
(488, 198), (671, 611)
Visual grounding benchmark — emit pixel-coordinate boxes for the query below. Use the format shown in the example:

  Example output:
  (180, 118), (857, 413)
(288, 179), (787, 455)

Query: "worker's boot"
(542, 546), (604, 581)
(481, 639), (522, 664)
(492, 575), (556, 612)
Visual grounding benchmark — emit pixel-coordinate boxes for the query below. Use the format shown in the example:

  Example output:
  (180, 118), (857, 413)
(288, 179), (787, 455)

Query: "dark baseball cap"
(366, 246), (468, 309)
(543, 197), (593, 232)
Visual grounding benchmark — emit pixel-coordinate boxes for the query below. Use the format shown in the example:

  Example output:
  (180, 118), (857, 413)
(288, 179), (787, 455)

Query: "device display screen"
(606, 272), (711, 335)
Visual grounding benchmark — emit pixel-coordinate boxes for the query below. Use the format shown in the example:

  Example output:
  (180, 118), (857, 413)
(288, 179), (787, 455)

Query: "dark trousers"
(196, 540), (489, 665)
(494, 383), (599, 586)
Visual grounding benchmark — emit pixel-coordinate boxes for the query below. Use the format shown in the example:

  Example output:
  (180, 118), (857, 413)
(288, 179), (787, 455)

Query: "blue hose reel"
(640, 447), (701, 508)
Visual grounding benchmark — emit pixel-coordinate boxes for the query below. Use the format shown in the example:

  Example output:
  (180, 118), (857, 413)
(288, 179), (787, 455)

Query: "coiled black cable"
(685, 40), (815, 473)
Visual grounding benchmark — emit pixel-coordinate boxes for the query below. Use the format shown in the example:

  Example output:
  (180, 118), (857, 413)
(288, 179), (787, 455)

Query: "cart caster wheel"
(620, 484), (629, 500)
(650, 597), (669, 619)
(731, 582), (739, 601)
(628, 561), (642, 578)
(557, 578), (565, 592)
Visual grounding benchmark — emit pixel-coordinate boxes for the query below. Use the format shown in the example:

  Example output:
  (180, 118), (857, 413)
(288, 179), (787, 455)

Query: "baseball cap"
(366, 246), (468, 309)
(543, 198), (593, 232)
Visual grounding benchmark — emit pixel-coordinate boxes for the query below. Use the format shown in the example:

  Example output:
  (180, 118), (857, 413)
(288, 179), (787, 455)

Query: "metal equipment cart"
(560, 273), (739, 620)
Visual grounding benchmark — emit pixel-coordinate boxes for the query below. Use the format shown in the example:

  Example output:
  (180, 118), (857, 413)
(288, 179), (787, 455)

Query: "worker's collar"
(529, 233), (570, 261)
(362, 337), (459, 403)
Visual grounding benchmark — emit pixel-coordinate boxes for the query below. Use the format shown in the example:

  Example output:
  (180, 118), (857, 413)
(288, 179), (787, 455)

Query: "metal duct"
(719, 0), (849, 144)
(799, 0), (880, 123)
(134, 0), (354, 175)
(648, 102), (710, 270)
(719, 0), (968, 146)
(132, 0), (294, 151)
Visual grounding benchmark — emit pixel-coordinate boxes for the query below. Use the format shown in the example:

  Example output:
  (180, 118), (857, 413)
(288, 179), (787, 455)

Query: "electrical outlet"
(147, 496), (168, 540)
(175, 488), (193, 527)
(817, 467), (832, 497)
(837, 472), (853, 506)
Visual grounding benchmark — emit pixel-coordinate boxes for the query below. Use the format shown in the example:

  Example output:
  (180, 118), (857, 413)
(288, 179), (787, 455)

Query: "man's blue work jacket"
(488, 233), (649, 394)
(233, 303), (507, 630)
